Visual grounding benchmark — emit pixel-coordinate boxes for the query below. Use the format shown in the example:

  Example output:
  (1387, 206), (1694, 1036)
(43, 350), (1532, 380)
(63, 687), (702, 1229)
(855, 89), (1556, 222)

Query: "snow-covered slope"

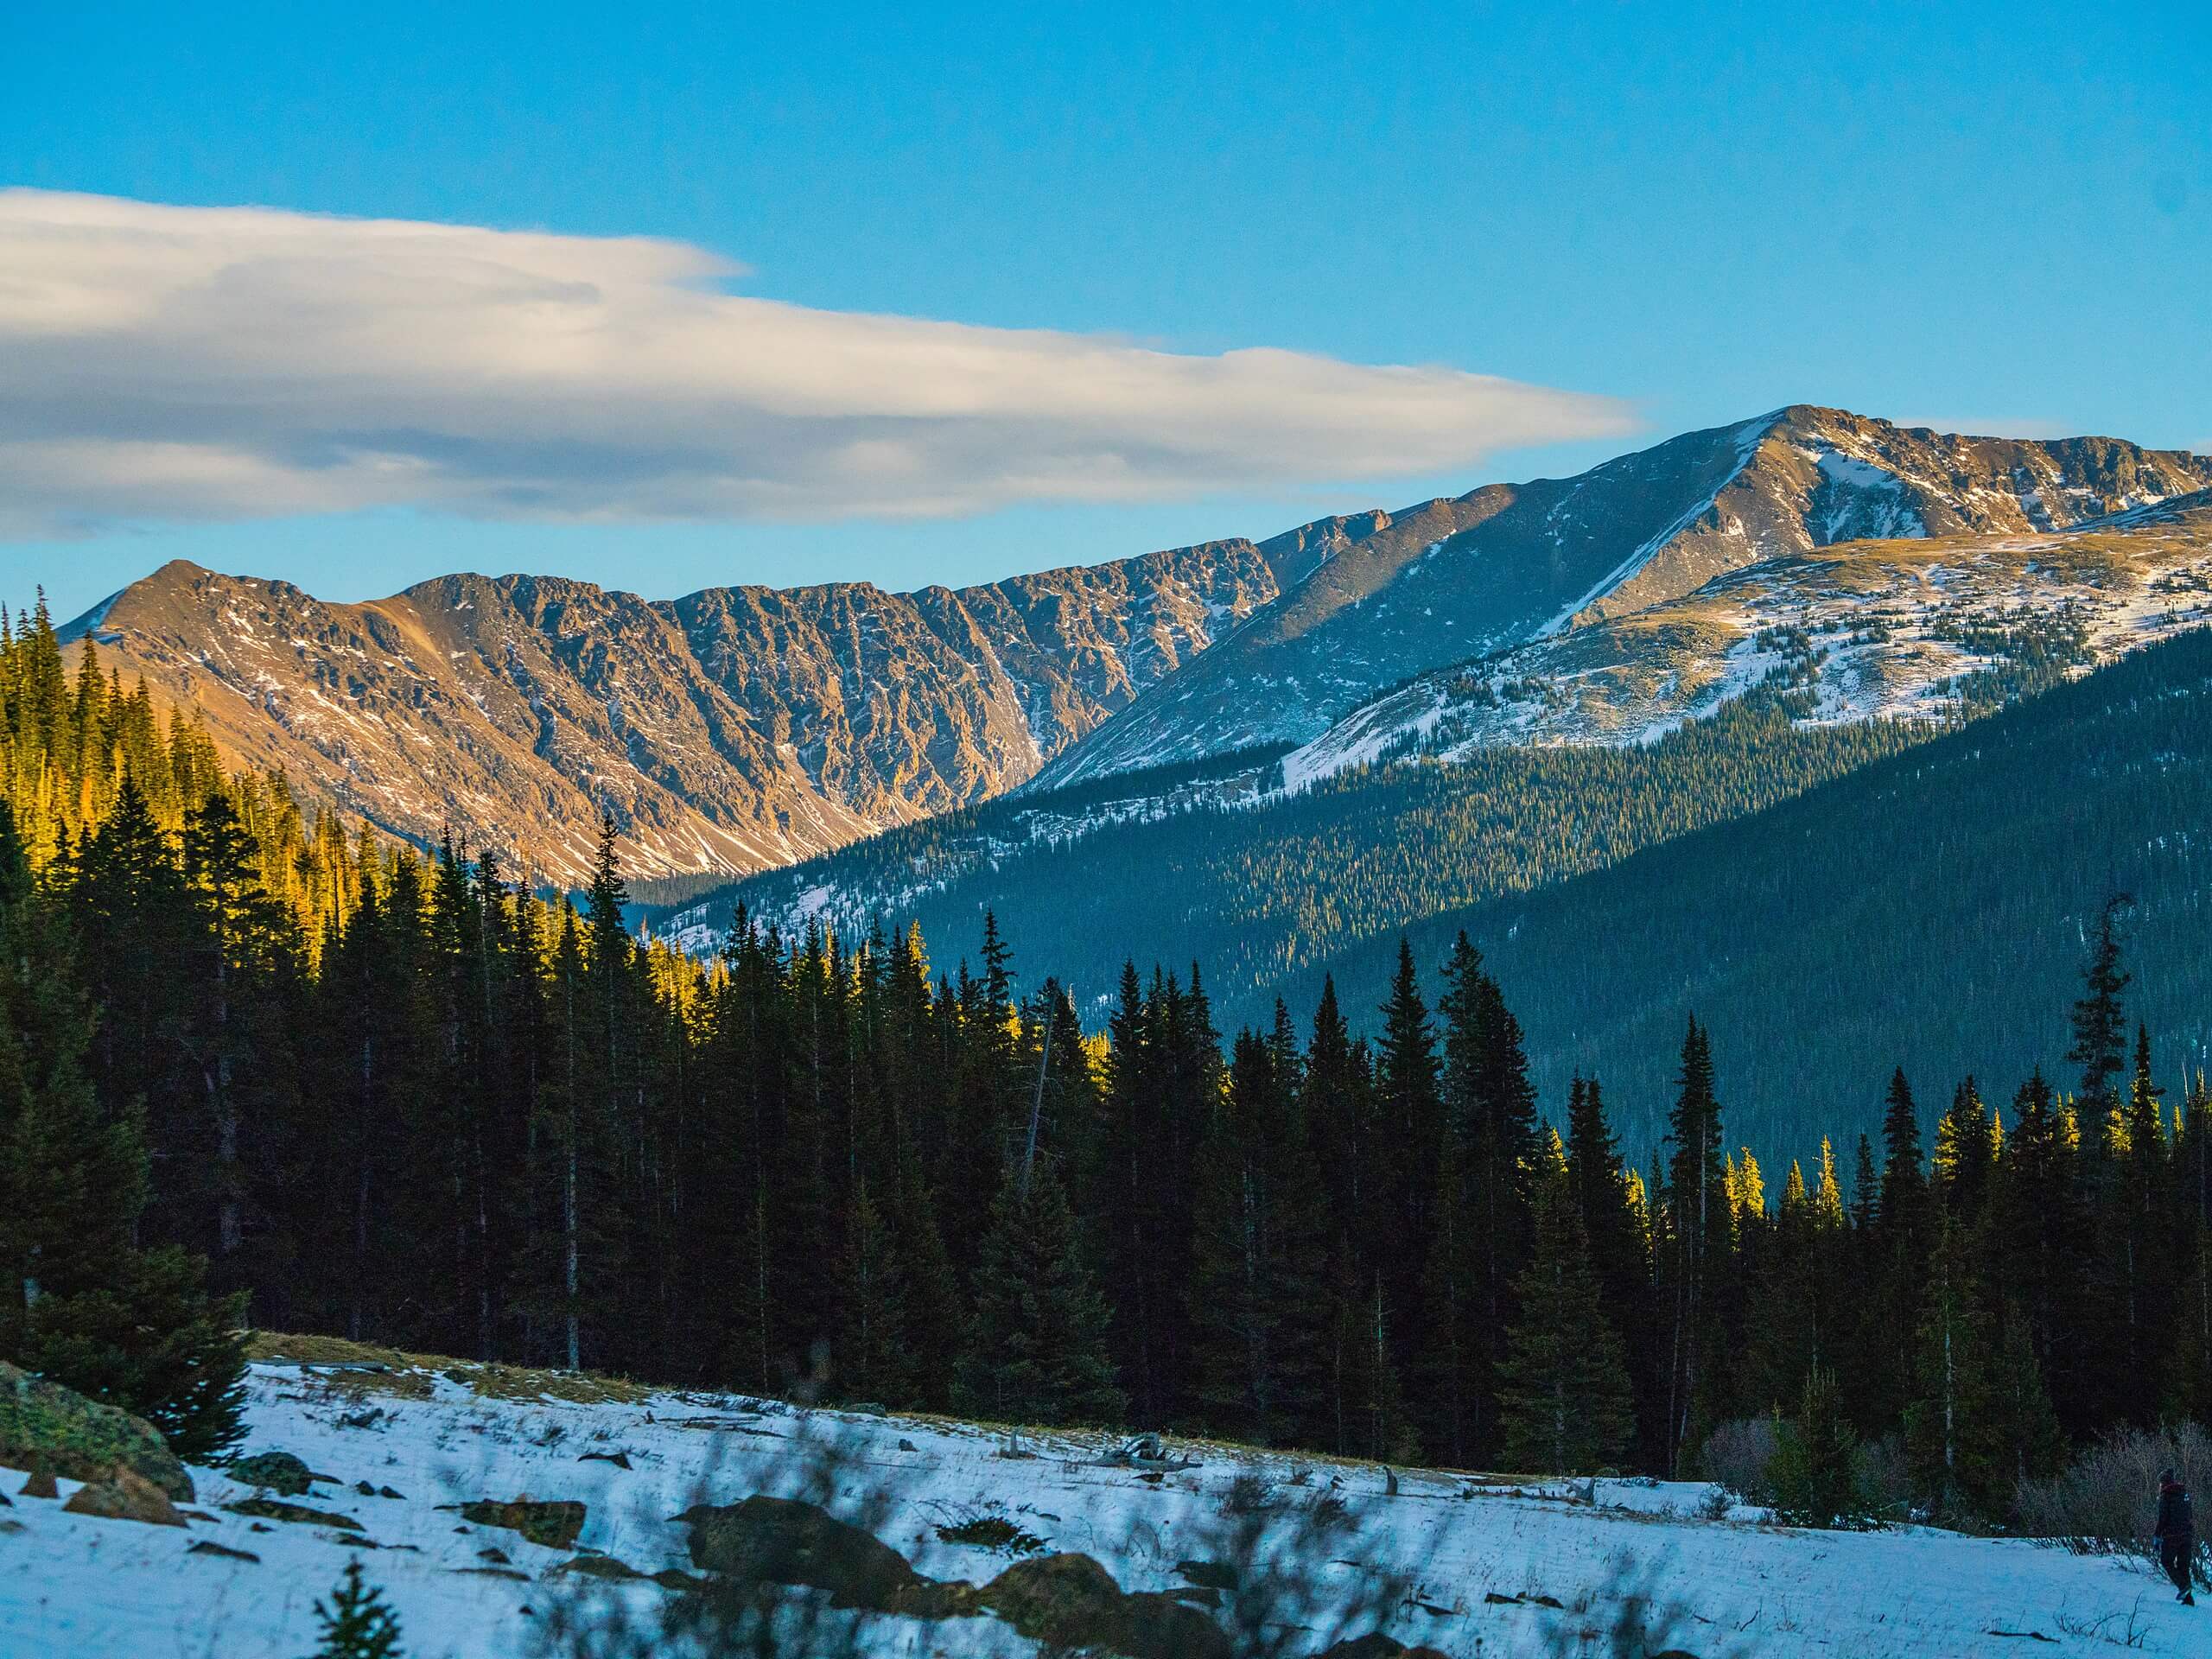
(1281, 491), (2212, 788)
(3, 1351), (2201, 1658)
(1034, 409), (2212, 789)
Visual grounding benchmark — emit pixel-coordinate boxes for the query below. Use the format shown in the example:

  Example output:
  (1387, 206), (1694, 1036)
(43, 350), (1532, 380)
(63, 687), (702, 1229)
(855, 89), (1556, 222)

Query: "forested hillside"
(698, 694), (1929, 1024)
(1290, 623), (2212, 1154)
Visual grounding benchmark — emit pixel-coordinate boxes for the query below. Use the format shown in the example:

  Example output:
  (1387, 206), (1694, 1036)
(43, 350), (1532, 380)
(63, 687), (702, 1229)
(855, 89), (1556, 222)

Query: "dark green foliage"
(308, 1559), (405, 1659)
(1188, 1017), (1330, 1446)
(1357, 626), (2212, 1156)
(10, 617), (2212, 1529)
(1770, 1367), (1862, 1528)
(957, 1162), (1125, 1427)
(1497, 1147), (1636, 1474)
(0, 801), (246, 1459)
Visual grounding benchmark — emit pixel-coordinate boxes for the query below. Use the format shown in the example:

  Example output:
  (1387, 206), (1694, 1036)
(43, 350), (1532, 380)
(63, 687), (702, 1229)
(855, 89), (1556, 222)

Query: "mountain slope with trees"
(1294, 621), (2212, 1154)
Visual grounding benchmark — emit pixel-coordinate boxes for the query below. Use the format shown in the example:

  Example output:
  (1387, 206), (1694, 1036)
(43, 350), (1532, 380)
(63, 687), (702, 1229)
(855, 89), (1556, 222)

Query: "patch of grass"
(246, 1332), (652, 1406)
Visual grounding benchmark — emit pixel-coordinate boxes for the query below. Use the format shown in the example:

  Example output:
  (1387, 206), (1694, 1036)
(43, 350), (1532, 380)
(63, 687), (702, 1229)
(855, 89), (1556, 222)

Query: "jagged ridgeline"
(66, 407), (2212, 890)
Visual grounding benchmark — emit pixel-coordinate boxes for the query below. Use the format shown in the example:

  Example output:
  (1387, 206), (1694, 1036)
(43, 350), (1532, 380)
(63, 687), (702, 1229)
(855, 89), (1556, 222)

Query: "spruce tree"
(2096, 1023), (2173, 1424)
(2067, 894), (2133, 1130)
(1658, 1015), (1732, 1472)
(833, 1179), (912, 1405)
(1497, 1137), (1635, 1474)
(1770, 1366), (1860, 1528)
(1189, 1023), (1328, 1445)
(1990, 1069), (2094, 1435)
(308, 1559), (405, 1659)
(1372, 939), (1441, 1378)
(1566, 1073), (1660, 1465)
(0, 804), (247, 1459)
(957, 1160), (1124, 1427)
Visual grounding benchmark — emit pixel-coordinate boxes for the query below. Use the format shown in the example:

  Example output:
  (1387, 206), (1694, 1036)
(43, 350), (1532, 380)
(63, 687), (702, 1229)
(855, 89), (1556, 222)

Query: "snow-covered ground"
(1, 1354), (2202, 1657)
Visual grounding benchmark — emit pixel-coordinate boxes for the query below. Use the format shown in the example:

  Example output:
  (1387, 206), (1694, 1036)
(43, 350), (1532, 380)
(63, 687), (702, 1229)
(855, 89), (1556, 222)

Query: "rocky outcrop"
(63, 1465), (188, 1527)
(0, 1360), (193, 1502)
(227, 1450), (325, 1497)
(978, 1550), (1233, 1659)
(68, 537), (1287, 883)
(461, 1496), (587, 1549)
(677, 1493), (974, 1617)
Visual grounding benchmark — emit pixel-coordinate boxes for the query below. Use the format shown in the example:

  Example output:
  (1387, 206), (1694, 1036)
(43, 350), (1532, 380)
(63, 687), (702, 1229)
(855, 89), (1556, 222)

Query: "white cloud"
(0, 189), (1631, 537)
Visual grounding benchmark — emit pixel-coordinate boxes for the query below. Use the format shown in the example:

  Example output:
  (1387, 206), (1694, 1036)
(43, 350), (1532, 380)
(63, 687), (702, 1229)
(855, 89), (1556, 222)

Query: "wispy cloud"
(0, 190), (1630, 537)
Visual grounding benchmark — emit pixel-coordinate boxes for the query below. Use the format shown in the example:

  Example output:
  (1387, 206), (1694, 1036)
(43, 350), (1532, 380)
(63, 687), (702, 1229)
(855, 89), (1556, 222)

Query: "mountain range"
(67, 406), (2212, 889)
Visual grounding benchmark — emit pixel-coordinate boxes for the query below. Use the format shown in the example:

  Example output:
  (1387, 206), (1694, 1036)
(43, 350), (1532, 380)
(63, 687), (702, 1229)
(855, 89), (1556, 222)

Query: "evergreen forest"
(6, 598), (2212, 1529)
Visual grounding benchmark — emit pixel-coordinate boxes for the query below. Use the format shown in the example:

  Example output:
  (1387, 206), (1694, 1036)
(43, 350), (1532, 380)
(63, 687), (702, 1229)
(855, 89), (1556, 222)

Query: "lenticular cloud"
(0, 189), (1630, 534)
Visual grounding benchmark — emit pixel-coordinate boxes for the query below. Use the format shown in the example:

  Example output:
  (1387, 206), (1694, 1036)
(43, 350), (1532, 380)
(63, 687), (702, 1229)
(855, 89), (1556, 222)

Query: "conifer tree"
(957, 1159), (1123, 1427)
(0, 802), (247, 1458)
(1372, 938), (1440, 1376)
(1658, 1015), (1732, 1472)
(833, 1178), (912, 1405)
(1770, 1366), (1859, 1528)
(2067, 893), (2133, 1131)
(1990, 1069), (2094, 1434)
(1565, 1073), (1660, 1462)
(1189, 1022), (1329, 1445)
(1497, 1136), (1635, 1474)
(308, 1559), (405, 1659)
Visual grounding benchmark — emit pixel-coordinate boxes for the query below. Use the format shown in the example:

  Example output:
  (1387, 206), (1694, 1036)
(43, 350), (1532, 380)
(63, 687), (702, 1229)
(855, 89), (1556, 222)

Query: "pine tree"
(1189, 1023), (1329, 1445)
(2067, 894), (2133, 1131)
(1990, 1069), (2094, 1435)
(1497, 1137), (1635, 1474)
(957, 1160), (1124, 1427)
(1770, 1366), (1860, 1528)
(0, 803), (247, 1458)
(308, 1559), (405, 1659)
(1565, 1073), (1661, 1465)
(833, 1178), (912, 1405)
(1658, 1015), (1732, 1472)
(1372, 938), (1441, 1381)
(2094, 1023), (2173, 1425)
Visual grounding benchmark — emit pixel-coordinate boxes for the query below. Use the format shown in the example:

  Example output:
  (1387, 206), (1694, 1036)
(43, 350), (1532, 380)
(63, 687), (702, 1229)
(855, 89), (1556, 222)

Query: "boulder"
(462, 1497), (587, 1550)
(674, 1495), (970, 1618)
(188, 1540), (262, 1564)
(229, 1452), (321, 1497)
(62, 1465), (187, 1527)
(0, 1361), (193, 1502)
(225, 1497), (364, 1530)
(981, 1552), (1233, 1659)
(554, 1554), (645, 1581)
(20, 1459), (58, 1500)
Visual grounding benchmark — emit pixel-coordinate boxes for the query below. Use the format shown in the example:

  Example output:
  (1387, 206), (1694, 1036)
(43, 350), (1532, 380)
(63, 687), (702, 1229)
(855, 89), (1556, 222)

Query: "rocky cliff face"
(1030, 407), (2212, 787)
(70, 540), (1287, 880)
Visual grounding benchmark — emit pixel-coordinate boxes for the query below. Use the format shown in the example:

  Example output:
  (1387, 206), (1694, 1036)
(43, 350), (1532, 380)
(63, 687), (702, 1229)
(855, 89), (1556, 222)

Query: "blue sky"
(5, 1), (2208, 624)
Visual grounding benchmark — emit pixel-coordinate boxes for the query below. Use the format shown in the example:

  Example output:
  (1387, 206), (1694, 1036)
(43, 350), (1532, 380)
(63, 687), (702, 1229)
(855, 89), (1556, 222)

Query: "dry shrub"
(1699, 1416), (1779, 1505)
(2015, 1421), (2212, 1582)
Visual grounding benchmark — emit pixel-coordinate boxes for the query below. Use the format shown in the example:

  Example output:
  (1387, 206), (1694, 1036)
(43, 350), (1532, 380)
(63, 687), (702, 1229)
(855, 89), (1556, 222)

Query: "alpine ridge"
(65, 543), (1289, 880)
(63, 408), (2212, 882)
(1031, 405), (2212, 786)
